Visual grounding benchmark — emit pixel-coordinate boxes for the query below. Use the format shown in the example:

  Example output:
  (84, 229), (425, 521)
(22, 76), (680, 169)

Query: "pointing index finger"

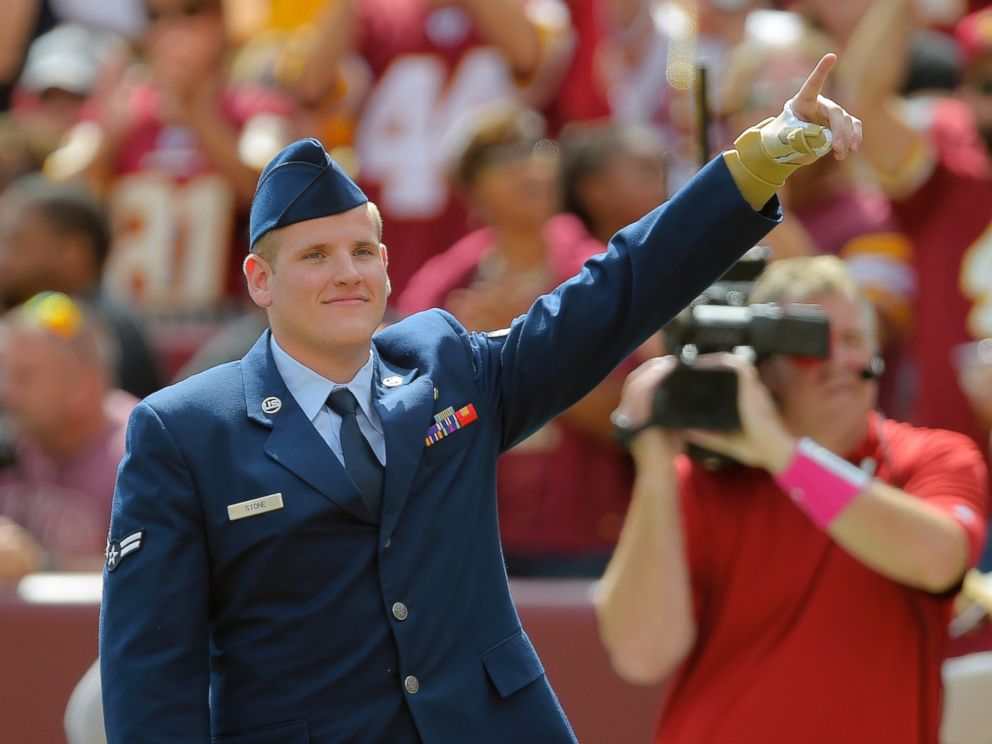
(793, 53), (837, 107)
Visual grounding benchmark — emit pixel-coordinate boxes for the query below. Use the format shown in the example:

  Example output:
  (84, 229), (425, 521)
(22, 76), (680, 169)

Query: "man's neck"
(273, 336), (372, 384)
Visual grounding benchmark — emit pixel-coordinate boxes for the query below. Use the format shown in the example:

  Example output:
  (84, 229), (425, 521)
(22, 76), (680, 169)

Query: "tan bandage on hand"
(723, 101), (833, 210)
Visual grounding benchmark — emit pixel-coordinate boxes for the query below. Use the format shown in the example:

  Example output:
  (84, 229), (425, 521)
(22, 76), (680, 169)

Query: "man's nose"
(332, 256), (362, 284)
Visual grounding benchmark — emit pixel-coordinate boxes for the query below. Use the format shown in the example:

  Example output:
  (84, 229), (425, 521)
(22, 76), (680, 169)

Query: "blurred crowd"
(0, 0), (991, 584)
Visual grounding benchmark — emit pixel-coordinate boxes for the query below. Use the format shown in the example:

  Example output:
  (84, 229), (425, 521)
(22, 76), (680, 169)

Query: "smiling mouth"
(325, 296), (367, 305)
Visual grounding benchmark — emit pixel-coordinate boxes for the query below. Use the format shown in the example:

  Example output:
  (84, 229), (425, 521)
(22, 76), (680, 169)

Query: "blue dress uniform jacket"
(100, 158), (780, 743)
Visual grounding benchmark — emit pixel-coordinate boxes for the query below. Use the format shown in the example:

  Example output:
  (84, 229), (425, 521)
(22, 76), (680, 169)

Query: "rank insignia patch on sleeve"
(105, 530), (144, 572)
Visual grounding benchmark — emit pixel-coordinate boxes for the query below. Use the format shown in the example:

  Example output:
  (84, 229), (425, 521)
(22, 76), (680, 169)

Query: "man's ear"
(243, 253), (273, 308)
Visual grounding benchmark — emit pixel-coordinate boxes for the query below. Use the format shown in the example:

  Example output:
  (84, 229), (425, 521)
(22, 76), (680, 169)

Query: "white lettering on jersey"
(355, 48), (516, 219)
(104, 172), (234, 309)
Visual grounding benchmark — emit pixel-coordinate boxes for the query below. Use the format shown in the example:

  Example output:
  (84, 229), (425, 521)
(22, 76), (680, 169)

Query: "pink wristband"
(774, 437), (871, 530)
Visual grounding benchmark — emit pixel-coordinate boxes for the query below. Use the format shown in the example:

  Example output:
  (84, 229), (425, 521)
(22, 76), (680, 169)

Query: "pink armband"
(774, 437), (871, 530)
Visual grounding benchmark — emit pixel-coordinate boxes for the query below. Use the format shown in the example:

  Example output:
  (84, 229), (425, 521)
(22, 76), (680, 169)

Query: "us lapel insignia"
(425, 403), (478, 447)
(383, 375), (404, 388)
(261, 396), (282, 414)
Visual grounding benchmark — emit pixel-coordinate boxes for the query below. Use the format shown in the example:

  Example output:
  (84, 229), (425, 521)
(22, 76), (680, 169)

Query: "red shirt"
(659, 413), (988, 744)
(352, 0), (573, 298)
(98, 84), (293, 311)
(398, 214), (634, 556)
(549, 0), (612, 130)
(892, 98), (992, 448)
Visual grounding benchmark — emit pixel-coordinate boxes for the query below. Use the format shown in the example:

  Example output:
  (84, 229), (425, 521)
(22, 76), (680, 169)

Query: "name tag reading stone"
(227, 493), (285, 521)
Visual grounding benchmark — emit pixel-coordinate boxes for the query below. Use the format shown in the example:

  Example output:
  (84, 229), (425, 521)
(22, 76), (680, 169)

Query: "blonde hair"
(251, 228), (280, 264)
(749, 255), (878, 343)
(750, 255), (859, 305)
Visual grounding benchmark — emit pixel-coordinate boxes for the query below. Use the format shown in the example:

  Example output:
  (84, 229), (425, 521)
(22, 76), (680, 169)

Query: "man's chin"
(320, 326), (378, 352)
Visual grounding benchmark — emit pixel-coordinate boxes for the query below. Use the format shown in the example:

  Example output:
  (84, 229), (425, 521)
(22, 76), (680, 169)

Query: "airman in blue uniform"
(100, 56), (860, 743)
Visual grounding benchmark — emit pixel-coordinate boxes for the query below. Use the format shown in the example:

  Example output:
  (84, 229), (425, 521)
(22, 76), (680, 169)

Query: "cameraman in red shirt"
(597, 255), (988, 744)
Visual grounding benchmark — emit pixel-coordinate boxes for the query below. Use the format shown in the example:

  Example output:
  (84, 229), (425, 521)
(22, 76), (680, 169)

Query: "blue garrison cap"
(249, 138), (367, 251)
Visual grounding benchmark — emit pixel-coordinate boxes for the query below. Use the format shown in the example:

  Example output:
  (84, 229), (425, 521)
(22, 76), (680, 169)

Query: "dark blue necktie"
(326, 388), (383, 517)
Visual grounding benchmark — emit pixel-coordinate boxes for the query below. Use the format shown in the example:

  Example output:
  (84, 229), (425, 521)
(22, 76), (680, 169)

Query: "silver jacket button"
(392, 602), (408, 621)
(404, 675), (420, 694)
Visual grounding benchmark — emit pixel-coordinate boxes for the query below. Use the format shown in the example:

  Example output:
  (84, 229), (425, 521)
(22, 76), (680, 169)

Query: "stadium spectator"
(0, 175), (163, 399)
(0, 292), (136, 581)
(52, 0), (293, 314)
(594, 0), (775, 189)
(2, 0), (146, 113)
(287, 0), (574, 299)
(218, 0), (380, 106)
(0, 0), (56, 112)
(797, 0), (969, 47)
(558, 118), (668, 245)
(10, 24), (120, 163)
(596, 255), (988, 743)
(399, 105), (634, 575)
(838, 0), (992, 452)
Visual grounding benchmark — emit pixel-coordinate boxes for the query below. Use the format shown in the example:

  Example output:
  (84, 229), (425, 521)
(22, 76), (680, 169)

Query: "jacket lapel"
(242, 331), (377, 525)
(373, 351), (434, 539)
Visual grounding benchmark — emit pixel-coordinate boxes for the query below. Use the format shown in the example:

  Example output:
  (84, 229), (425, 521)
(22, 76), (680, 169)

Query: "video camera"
(652, 246), (831, 431)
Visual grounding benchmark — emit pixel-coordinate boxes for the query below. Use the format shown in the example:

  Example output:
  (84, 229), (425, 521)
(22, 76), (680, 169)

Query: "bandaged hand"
(725, 53), (862, 209)
(760, 101), (833, 164)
